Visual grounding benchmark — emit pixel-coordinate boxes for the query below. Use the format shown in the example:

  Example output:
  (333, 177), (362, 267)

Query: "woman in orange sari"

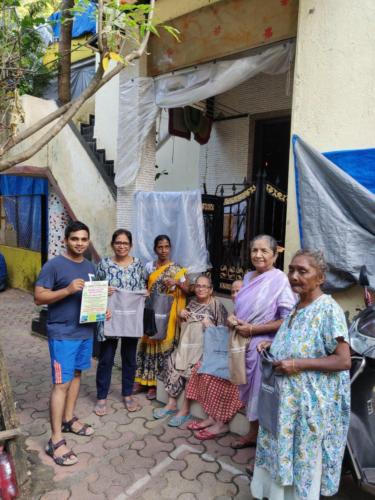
(134, 235), (188, 399)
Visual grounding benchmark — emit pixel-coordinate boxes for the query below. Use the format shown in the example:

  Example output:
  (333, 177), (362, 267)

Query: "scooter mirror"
(359, 265), (370, 287)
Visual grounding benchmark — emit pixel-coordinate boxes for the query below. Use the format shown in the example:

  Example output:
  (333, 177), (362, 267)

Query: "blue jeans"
(96, 337), (138, 399)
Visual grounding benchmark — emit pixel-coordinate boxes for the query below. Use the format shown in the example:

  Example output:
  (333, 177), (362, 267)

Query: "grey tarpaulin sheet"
(293, 136), (375, 291)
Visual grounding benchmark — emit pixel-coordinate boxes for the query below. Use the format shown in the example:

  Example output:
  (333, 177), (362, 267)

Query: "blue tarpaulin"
(49, 1), (96, 40)
(0, 175), (48, 196)
(323, 148), (375, 195)
(293, 136), (375, 291)
(0, 175), (48, 252)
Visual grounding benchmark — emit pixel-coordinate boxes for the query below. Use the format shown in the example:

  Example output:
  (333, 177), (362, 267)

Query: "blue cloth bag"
(197, 325), (230, 380)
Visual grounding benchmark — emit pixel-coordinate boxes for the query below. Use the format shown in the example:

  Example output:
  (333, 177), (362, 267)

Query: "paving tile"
(157, 470), (202, 497)
(130, 439), (146, 451)
(103, 431), (136, 451)
(232, 447), (253, 465)
(106, 484), (129, 500)
(182, 453), (219, 480)
(70, 479), (104, 499)
(139, 435), (174, 457)
(94, 420), (122, 440)
(40, 488), (70, 500)
(197, 471), (238, 499)
(117, 417), (148, 437)
(112, 449), (155, 475)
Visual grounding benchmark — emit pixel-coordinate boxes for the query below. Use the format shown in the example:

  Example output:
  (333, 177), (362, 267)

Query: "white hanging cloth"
(116, 42), (294, 187)
(132, 190), (210, 273)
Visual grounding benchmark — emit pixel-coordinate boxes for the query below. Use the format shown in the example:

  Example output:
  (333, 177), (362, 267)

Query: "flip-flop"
(232, 437), (257, 449)
(153, 407), (177, 419)
(94, 402), (107, 417)
(124, 397), (141, 412)
(195, 429), (228, 441)
(168, 414), (192, 427)
(187, 420), (212, 431)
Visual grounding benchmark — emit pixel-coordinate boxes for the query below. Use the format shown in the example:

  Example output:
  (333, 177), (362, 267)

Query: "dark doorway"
(253, 116), (291, 191)
(201, 116), (291, 294)
(252, 116), (291, 246)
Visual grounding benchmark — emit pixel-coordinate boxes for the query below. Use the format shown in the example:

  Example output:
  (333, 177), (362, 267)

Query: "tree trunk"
(58, 0), (74, 104)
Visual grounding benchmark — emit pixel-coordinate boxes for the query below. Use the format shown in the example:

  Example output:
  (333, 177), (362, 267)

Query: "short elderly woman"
(229, 234), (295, 449)
(154, 274), (228, 419)
(252, 250), (351, 500)
(95, 229), (146, 415)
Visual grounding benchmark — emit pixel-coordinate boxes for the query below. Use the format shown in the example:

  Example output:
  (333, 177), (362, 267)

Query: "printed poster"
(79, 280), (108, 323)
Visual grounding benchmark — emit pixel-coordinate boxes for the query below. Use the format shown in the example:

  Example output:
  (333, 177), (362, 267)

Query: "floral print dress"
(95, 257), (146, 342)
(254, 295), (350, 499)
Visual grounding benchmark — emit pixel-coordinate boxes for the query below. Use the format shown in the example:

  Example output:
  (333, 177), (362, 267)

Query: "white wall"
(155, 110), (200, 191)
(94, 70), (120, 163)
(286, 0), (375, 314)
(11, 95), (116, 257)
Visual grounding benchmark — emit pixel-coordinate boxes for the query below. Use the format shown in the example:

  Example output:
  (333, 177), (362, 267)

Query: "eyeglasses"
(113, 241), (130, 247)
(195, 284), (211, 289)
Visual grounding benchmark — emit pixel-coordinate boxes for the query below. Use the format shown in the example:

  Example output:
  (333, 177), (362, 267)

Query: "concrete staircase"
(79, 114), (117, 198)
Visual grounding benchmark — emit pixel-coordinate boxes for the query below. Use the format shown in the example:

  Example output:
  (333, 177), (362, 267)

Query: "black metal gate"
(202, 174), (287, 294)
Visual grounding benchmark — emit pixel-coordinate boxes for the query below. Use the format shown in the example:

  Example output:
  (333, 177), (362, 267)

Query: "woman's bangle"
(248, 324), (253, 337)
(292, 359), (300, 374)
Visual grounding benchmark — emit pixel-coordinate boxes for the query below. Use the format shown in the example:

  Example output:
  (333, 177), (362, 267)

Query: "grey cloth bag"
(257, 350), (281, 436)
(149, 292), (174, 341)
(197, 325), (230, 380)
(104, 289), (146, 338)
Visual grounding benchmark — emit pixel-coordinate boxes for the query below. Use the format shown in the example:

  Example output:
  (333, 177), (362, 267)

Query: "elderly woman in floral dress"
(251, 249), (351, 500)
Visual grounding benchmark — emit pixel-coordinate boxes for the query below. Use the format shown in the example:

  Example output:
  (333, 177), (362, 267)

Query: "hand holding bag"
(105, 289), (146, 338)
(175, 320), (203, 370)
(257, 350), (281, 436)
(151, 292), (174, 340)
(143, 296), (157, 337)
(228, 328), (249, 385)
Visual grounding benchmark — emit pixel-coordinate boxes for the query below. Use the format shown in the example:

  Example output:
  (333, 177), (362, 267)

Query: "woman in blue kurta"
(251, 250), (351, 500)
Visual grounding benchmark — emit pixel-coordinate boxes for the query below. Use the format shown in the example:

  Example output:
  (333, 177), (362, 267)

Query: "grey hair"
(250, 234), (278, 255)
(292, 249), (328, 275)
(195, 274), (213, 287)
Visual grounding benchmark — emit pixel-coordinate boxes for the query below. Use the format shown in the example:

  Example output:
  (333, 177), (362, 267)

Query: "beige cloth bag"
(228, 328), (249, 385)
(175, 321), (203, 371)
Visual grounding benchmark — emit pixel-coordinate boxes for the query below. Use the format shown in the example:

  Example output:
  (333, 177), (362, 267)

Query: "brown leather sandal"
(45, 438), (78, 466)
(62, 416), (94, 436)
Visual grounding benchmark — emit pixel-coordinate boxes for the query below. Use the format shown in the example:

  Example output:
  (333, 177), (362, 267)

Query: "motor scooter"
(346, 266), (375, 495)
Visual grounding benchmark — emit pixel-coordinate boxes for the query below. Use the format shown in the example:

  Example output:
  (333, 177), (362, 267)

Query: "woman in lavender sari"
(229, 235), (295, 454)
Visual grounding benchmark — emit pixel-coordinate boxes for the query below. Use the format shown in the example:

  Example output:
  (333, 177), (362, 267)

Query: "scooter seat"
(363, 468), (375, 484)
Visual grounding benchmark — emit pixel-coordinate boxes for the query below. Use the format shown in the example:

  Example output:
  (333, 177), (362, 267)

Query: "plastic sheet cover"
(116, 42), (294, 187)
(132, 190), (209, 273)
(293, 136), (375, 291)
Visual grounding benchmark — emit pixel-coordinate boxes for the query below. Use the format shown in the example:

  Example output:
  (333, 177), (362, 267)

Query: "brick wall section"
(199, 70), (293, 194)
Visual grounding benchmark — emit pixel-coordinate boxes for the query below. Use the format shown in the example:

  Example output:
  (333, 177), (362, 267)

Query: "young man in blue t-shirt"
(35, 220), (96, 466)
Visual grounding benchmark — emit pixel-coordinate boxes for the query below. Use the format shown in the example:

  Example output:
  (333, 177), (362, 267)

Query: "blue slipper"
(153, 407), (178, 419)
(168, 414), (193, 427)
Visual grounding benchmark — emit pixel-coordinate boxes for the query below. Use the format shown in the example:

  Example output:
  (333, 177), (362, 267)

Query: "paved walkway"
(1, 289), (252, 499)
(0, 289), (372, 500)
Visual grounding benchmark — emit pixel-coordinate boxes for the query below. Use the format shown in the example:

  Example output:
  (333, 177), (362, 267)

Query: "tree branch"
(0, 0), (156, 172)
